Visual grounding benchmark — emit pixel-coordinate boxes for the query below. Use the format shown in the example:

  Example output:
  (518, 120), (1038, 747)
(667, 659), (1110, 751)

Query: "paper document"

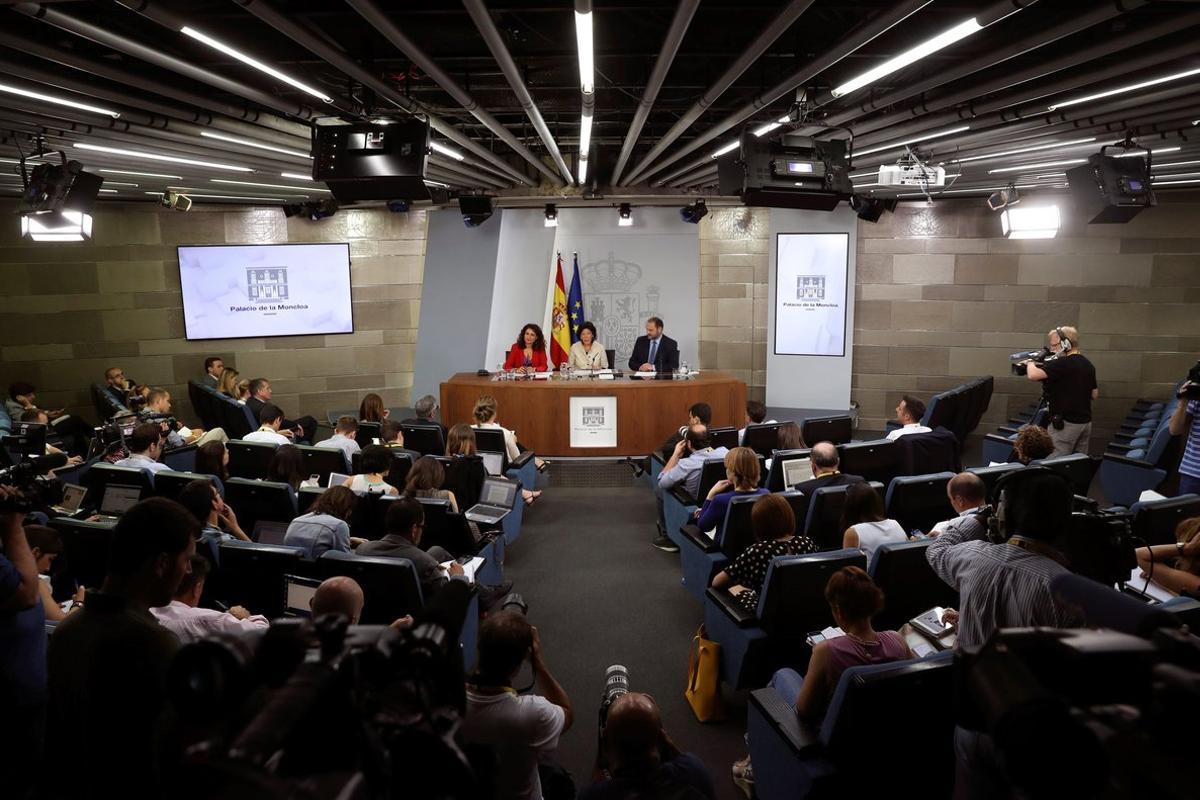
(1125, 566), (1176, 603)
(178, 425), (193, 439)
(441, 556), (485, 584)
(1138, 490), (1168, 503)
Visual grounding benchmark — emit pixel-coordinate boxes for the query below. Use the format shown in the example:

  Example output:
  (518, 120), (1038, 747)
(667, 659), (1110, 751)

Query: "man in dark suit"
(201, 356), (224, 390)
(794, 441), (864, 495)
(400, 394), (449, 441)
(628, 316), (680, 373)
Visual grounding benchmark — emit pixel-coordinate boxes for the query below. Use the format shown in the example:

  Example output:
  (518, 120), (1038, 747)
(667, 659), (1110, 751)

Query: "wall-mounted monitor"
(773, 232), (849, 357)
(178, 243), (353, 340)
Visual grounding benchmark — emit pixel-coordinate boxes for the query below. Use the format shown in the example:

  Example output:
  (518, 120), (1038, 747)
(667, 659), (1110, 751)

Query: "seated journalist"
(151, 555), (268, 643)
(245, 378), (317, 442)
(712, 493), (817, 613)
(692, 446), (768, 536)
(402, 394), (448, 440)
(113, 422), (173, 475)
(628, 316), (679, 373)
(568, 321), (609, 369)
(1134, 516), (1200, 596)
(504, 323), (550, 374)
(792, 442), (864, 495)
(201, 356), (224, 389)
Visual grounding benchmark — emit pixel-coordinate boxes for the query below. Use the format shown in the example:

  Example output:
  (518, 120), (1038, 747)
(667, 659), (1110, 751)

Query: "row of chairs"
(45, 516), (481, 667)
(1098, 395), (1183, 507)
(884, 376), (994, 444)
(187, 381), (259, 439)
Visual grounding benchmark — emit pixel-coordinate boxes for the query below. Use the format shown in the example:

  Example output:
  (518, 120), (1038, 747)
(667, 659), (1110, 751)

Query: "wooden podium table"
(440, 371), (748, 457)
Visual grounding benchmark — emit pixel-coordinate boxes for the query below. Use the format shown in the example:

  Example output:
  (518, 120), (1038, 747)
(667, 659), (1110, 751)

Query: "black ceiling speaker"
(459, 195), (493, 227)
(1065, 148), (1155, 224)
(313, 119), (430, 202)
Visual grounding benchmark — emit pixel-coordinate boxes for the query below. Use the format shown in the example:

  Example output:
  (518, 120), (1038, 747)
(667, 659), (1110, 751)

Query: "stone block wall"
(0, 202), (427, 426)
(699, 199), (1200, 443)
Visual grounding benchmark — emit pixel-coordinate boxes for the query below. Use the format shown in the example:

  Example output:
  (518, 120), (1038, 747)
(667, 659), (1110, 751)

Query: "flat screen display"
(774, 233), (849, 357)
(178, 243), (353, 340)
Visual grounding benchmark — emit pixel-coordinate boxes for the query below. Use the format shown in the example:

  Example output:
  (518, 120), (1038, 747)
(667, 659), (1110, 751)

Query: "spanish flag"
(550, 252), (571, 367)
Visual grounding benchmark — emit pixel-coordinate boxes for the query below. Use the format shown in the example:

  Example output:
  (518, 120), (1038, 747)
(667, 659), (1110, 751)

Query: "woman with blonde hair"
(217, 367), (240, 398)
(693, 446), (767, 536)
(1135, 516), (1200, 595)
(471, 393), (549, 474)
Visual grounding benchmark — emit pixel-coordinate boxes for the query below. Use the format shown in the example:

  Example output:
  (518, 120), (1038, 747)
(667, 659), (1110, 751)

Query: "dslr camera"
(1177, 360), (1200, 400)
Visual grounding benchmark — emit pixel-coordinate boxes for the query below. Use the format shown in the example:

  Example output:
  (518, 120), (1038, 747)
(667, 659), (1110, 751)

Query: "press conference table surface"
(440, 371), (748, 457)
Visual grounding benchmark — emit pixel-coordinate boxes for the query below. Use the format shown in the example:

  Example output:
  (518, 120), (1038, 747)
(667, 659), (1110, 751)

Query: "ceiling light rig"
(180, 26), (333, 103)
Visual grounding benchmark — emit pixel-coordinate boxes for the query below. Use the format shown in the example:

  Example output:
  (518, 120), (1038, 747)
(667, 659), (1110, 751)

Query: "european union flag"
(567, 253), (585, 344)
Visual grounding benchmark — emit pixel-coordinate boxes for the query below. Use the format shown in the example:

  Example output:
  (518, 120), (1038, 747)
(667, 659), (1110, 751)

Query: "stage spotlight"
(160, 190), (192, 212)
(19, 159), (102, 242)
(849, 195), (896, 223)
(544, 203), (558, 227)
(618, 202), (633, 227)
(987, 185), (1020, 211)
(680, 198), (708, 224)
(386, 199), (411, 213)
(302, 199), (338, 221)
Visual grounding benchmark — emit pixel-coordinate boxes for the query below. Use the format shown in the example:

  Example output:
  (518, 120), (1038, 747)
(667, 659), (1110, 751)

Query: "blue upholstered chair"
(884, 472), (956, 535)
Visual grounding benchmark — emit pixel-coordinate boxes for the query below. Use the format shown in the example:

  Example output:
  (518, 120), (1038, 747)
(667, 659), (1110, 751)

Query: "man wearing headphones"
(926, 467), (1083, 798)
(1024, 326), (1098, 457)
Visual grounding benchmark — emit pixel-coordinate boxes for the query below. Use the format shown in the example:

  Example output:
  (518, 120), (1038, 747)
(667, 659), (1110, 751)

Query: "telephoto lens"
(603, 664), (630, 706)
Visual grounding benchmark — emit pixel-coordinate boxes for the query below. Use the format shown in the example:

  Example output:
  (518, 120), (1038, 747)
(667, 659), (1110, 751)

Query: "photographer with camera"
(140, 387), (227, 448)
(1022, 326), (1098, 457)
(583, 691), (715, 800)
(926, 468), (1085, 798)
(0, 489), (47, 799)
(462, 609), (574, 800)
(1168, 368), (1200, 496)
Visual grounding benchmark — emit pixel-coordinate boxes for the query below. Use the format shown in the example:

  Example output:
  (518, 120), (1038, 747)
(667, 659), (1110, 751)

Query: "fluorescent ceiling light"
(989, 158), (1087, 175)
(430, 141), (464, 161)
(849, 170), (877, 179)
(578, 158), (589, 184)
(855, 125), (971, 157)
(752, 115), (794, 138)
(98, 189), (118, 193)
(1153, 178), (1200, 186)
(0, 82), (120, 118)
(1001, 205), (1060, 239)
(102, 181), (138, 187)
(180, 26), (332, 102)
(200, 131), (310, 159)
(1114, 146), (1181, 158)
(168, 185), (309, 198)
(710, 140), (740, 159)
(280, 172), (316, 181)
(77, 143), (251, 172)
(831, 17), (983, 99)
(211, 178), (329, 192)
(100, 168), (182, 179)
(575, 11), (594, 94)
(423, 179), (450, 188)
(955, 137), (1097, 164)
(1035, 173), (1066, 179)
(0, 157), (45, 164)
(1155, 159), (1200, 169)
(1047, 67), (1200, 111)
(898, 183), (1041, 197)
(579, 113), (593, 159)
(145, 191), (291, 202)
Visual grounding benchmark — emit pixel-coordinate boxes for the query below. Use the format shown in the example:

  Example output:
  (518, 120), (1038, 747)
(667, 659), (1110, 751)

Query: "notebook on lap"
(465, 476), (518, 525)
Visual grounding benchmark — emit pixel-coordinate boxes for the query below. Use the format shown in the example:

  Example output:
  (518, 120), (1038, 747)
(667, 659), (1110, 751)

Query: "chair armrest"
(651, 451), (666, 468)
(670, 486), (697, 506)
(1102, 452), (1153, 469)
(680, 524), (718, 552)
(705, 586), (758, 628)
(1105, 443), (1133, 454)
(749, 689), (823, 756)
(997, 425), (1021, 436)
(511, 450), (535, 470)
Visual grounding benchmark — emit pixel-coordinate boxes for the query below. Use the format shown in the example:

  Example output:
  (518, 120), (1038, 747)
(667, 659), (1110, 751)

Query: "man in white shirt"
(243, 404), (292, 446)
(151, 555), (267, 644)
(885, 395), (932, 441)
(462, 610), (572, 800)
(113, 423), (172, 474)
(929, 472), (989, 538)
(654, 425), (729, 552)
(316, 415), (361, 470)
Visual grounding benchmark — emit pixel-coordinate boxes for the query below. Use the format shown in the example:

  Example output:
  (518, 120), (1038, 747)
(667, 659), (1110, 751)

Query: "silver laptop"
(254, 520), (290, 546)
(481, 451), (504, 476)
(465, 477), (518, 525)
(283, 574), (321, 618)
(782, 457), (814, 489)
(328, 472), (351, 488)
(96, 484), (141, 520)
(51, 483), (87, 515)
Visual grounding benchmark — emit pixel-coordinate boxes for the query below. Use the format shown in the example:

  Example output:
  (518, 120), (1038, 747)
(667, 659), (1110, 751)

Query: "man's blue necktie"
(648, 338), (658, 367)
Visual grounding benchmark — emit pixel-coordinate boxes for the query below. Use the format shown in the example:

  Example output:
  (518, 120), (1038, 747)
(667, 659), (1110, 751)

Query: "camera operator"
(0, 490), (47, 800)
(1022, 326), (1098, 457)
(1168, 376), (1200, 496)
(926, 468), (1084, 799)
(462, 610), (574, 800)
(582, 692), (715, 800)
(140, 387), (228, 448)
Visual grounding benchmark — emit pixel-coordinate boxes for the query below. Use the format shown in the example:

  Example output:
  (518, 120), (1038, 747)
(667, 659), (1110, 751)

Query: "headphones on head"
(986, 465), (1074, 544)
(1055, 326), (1073, 354)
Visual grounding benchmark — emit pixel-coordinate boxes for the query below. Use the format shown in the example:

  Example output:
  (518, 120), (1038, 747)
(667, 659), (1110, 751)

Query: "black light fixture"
(618, 202), (632, 227)
(849, 194), (896, 223)
(680, 198), (708, 224)
(459, 195), (493, 227)
(18, 158), (103, 242)
(386, 199), (411, 213)
(544, 203), (558, 227)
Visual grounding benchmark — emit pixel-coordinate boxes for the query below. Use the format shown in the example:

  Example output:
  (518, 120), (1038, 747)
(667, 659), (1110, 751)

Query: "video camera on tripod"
(0, 422), (66, 512)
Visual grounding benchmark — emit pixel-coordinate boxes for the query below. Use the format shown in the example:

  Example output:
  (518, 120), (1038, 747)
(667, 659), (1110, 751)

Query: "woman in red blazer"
(504, 323), (549, 374)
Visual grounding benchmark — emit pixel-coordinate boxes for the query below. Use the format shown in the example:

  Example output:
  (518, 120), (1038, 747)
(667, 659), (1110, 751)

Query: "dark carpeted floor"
(503, 485), (749, 800)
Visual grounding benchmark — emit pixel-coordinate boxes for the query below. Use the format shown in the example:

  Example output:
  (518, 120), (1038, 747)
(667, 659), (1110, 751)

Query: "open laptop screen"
(480, 477), (517, 509)
(254, 520), (290, 546)
(101, 484), (142, 516)
(57, 484), (87, 512)
(284, 574), (321, 617)
(782, 457), (814, 489)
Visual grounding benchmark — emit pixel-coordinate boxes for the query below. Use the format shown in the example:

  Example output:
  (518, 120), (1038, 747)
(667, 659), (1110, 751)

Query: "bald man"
(792, 441), (864, 496)
(309, 576), (413, 630)
(582, 692), (714, 800)
(930, 472), (989, 538)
